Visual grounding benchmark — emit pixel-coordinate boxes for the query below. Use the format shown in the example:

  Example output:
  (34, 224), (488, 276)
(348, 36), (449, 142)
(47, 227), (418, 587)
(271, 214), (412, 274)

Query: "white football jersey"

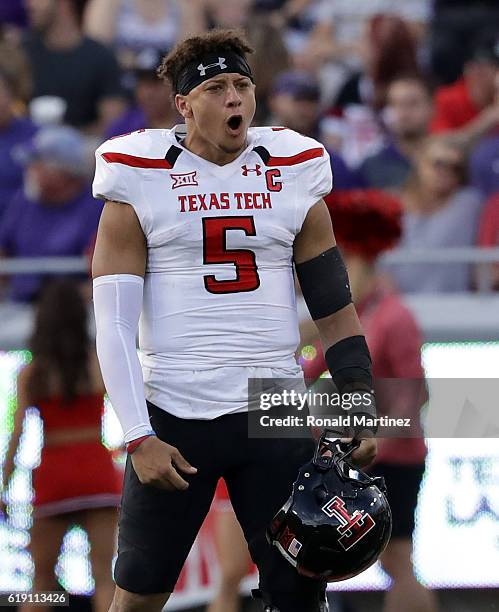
(93, 124), (332, 418)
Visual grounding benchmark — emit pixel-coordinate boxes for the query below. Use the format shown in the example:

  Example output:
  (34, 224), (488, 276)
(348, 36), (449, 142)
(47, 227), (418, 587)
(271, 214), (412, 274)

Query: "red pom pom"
(324, 189), (402, 259)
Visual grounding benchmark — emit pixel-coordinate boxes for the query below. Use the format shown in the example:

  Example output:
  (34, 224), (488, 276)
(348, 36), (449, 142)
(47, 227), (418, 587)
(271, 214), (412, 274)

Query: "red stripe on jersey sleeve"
(102, 152), (172, 169)
(267, 147), (324, 166)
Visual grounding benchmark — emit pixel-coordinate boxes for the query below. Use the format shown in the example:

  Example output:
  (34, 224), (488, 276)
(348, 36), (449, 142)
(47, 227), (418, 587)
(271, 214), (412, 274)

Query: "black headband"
(175, 51), (254, 95)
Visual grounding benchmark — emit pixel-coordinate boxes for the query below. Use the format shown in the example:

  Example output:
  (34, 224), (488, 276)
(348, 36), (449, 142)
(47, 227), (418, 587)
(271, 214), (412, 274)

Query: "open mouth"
(227, 115), (243, 132)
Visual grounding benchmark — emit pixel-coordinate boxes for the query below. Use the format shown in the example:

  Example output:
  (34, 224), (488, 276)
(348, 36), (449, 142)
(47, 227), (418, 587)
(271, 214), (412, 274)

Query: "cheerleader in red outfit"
(299, 190), (439, 612)
(0, 280), (121, 612)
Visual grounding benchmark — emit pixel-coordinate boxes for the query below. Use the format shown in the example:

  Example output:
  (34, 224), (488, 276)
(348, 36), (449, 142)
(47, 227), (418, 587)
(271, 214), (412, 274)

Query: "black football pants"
(114, 402), (326, 610)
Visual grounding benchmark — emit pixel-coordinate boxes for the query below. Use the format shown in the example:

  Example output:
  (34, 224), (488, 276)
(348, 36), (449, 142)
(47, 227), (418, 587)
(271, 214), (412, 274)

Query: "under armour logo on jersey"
(241, 164), (262, 177)
(170, 171), (198, 189)
(197, 58), (227, 76)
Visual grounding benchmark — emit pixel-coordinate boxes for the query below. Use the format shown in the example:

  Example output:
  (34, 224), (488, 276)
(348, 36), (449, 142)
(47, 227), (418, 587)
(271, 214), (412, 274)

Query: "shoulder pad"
(96, 129), (181, 170)
(252, 127), (326, 167)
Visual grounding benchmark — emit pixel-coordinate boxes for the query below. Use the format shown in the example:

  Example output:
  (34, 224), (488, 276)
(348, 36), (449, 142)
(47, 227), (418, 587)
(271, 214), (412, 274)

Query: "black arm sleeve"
(295, 246), (352, 320)
(326, 335), (377, 434)
(325, 335), (373, 393)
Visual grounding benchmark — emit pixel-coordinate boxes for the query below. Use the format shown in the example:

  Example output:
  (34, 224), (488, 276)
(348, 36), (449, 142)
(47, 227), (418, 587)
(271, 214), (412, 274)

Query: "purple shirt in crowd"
(329, 150), (365, 190)
(0, 117), (37, 220)
(0, 187), (103, 301)
(105, 107), (146, 139)
(469, 133), (499, 198)
(359, 141), (411, 189)
(0, 0), (27, 26)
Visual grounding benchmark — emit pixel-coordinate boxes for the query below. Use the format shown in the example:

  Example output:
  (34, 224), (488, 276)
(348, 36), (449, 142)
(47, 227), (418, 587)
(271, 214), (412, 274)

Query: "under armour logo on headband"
(177, 52), (253, 95)
(197, 57), (227, 76)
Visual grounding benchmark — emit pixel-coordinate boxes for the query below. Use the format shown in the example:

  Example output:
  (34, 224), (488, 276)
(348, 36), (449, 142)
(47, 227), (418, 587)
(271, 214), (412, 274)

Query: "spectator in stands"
(477, 193), (499, 290)
(359, 75), (433, 190)
(269, 70), (322, 138)
(0, 69), (37, 219)
(430, 34), (499, 145)
(384, 135), (483, 293)
(268, 70), (363, 189)
(328, 14), (420, 168)
(470, 133), (499, 199)
(0, 125), (102, 302)
(204, 0), (252, 28)
(0, 279), (120, 612)
(430, 0), (499, 84)
(105, 48), (179, 139)
(0, 30), (33, 108)
(469, 71), (499, 198)
(294, 0), (429, 77)
(245, 13), (290, 125)
(24, 0), (125, 134)
(334, 14), (419, 113)
(259, 0), (329, 69)
(84, 0), (205, 69)
(299, 189), (438, 612)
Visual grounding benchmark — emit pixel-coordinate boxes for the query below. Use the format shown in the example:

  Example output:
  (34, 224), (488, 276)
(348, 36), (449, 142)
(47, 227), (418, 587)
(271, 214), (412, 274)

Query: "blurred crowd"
(0, 0), (498, 302)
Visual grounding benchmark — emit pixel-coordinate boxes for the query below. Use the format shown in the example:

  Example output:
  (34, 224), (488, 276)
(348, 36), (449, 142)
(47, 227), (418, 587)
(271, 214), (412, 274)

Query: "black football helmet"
(267, 431), (392, 582)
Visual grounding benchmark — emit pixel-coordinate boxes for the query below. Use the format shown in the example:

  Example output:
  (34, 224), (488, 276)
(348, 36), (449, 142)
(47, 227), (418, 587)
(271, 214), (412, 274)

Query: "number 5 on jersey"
(202, 216), (260, 294)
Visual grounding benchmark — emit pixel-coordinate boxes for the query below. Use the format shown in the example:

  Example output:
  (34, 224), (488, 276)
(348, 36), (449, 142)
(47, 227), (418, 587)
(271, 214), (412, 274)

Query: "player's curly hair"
(157, 28), (254, 93)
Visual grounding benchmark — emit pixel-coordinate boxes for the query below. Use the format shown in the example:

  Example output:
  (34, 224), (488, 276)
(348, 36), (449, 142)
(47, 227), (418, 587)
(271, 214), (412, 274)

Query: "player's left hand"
(341, 436), (377, 468)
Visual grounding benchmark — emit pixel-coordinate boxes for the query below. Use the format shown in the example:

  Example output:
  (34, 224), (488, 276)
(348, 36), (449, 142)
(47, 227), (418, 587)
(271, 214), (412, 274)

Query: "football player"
(92, 28), (377, 612)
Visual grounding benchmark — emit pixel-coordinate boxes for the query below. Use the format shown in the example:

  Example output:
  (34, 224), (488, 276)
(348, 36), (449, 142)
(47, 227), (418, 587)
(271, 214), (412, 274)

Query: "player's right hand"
(130, 436), (197, 491)
(341, 436), (377, 469)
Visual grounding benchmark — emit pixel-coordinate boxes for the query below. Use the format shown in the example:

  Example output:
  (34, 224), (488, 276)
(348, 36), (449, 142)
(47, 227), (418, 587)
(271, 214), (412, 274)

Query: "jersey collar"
(171, 123), (259, 180)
